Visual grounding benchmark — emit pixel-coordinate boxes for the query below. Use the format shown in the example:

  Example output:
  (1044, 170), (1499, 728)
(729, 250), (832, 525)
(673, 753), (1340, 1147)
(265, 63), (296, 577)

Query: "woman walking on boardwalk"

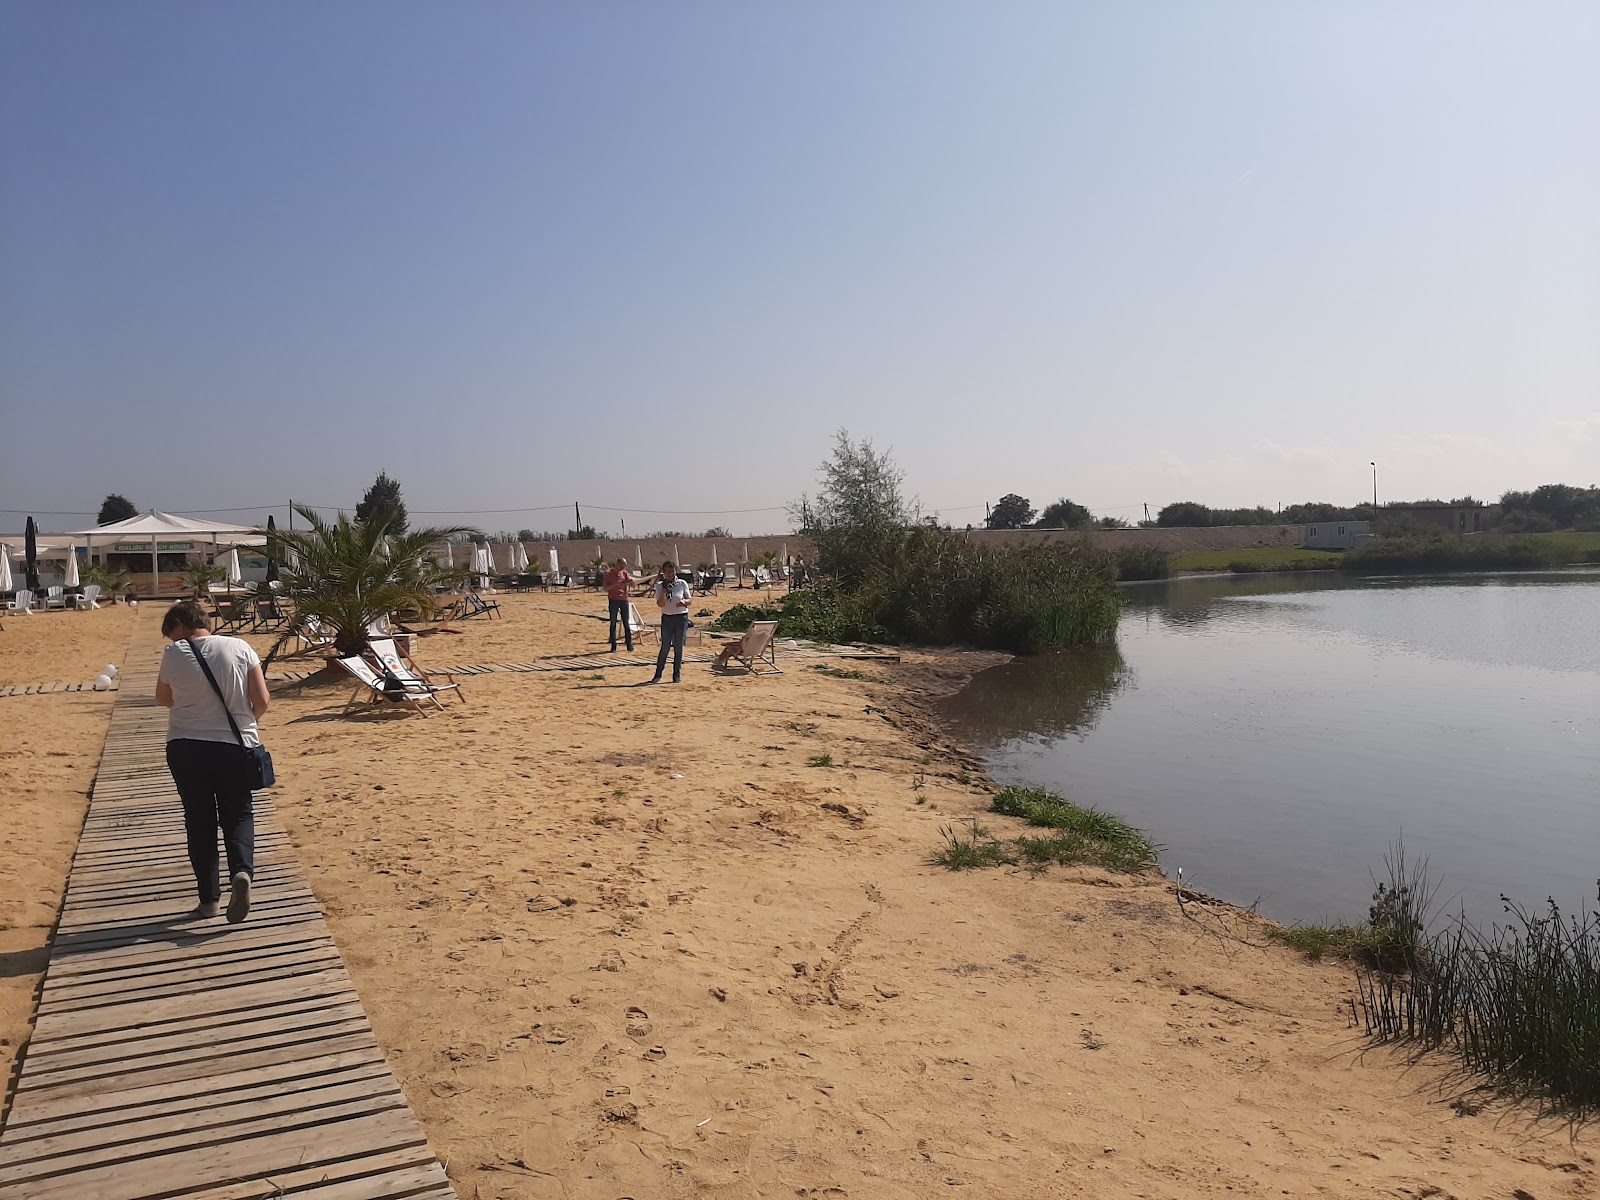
(155, 600), (271, 922)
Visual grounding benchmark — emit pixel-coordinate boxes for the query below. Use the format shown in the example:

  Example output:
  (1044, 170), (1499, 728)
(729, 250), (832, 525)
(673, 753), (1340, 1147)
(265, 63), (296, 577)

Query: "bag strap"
(185, 637), (247, 749)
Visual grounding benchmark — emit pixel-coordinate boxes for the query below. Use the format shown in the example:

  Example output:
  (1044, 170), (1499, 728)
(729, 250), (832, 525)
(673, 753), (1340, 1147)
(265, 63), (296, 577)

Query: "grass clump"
(989, 785), (1159, 872)
(1112, 546), (1171, 581)
(809, 664), (870, 680)
(932, 821), (1010, 869)
(806, 753), (835, 768)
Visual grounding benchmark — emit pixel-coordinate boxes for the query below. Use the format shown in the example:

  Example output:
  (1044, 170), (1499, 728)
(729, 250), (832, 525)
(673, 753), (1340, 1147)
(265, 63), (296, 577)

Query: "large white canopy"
(67, 511), (260, 539)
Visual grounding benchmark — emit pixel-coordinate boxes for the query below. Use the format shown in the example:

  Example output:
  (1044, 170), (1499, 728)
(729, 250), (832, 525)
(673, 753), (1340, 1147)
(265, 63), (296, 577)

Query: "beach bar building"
(63, 511), (266, 596)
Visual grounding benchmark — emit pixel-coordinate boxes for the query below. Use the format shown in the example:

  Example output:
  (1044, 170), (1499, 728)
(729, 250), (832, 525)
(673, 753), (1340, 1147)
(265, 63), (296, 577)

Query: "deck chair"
(461, 591), (501, 619)
(336, 655), (443, 716)
(286, 613), (336, 657)
(366, 637), (464, 706)
(74, 585), (101, 611)
(625, 602), (657, 644)
(5, 589), (34, 616)
(713, 620), (782, 674)
(43, 585), (68, 611)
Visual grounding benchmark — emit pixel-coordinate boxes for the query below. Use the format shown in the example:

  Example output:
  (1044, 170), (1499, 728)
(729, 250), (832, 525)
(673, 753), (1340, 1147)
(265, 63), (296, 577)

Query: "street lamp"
(1370, 461), (1378, 511)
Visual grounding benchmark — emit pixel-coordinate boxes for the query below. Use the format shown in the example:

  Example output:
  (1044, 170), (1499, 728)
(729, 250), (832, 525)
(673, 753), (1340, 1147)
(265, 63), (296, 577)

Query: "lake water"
(937, 569), (1600, 927)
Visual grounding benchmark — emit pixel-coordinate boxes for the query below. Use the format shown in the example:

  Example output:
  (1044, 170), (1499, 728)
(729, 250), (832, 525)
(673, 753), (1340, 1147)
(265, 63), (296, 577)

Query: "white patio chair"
(43, 586), (68, 611)
(5, 589), (34, 616)
(74, 585), (101, 611)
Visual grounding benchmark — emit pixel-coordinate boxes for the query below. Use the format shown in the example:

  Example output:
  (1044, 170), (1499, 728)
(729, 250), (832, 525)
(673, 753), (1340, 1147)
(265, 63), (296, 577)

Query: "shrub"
(1114, 546), (1171, 581)
(989, 785), (1159, 872)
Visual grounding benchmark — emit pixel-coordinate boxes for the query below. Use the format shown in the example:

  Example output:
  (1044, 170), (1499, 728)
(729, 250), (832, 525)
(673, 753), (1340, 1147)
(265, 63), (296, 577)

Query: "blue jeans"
(654, 612), (688, 681)
(167, 739), (256, 902)
(608, 598), (633, 651)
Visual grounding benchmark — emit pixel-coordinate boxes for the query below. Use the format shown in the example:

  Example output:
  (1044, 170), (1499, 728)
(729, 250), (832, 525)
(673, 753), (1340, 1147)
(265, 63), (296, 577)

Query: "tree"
(986, 494), (1036, 530)
(264, 505), (477, 660)
(791, 430), (915, 585)
(1157, 502), (1211, 527)
(1034, 498), (1091, 530)
(517, 529), (536, 541)
(701, 526), (730, 539)
(97, 494), (137, 525)
(354, 471), (408, 535)
(567, 525), (601, 541)
(1096, 515), (1129, 529)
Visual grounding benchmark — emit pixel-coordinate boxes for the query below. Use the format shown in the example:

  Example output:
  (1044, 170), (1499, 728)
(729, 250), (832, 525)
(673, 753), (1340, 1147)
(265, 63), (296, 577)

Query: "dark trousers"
(166, 738), (256, 902)
(654, 612), (688, 681)
(608, 597), (633, 651)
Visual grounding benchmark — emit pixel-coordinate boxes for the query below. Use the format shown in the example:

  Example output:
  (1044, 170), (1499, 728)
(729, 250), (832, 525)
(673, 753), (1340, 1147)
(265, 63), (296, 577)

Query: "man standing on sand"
(604, 557), (633, 652)
(649, 560), (692, 684)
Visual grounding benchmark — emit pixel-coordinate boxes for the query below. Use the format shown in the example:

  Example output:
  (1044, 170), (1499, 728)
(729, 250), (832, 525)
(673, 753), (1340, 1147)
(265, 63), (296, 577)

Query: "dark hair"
(660, 560), (676, 571)
(161, 601), (211, 636)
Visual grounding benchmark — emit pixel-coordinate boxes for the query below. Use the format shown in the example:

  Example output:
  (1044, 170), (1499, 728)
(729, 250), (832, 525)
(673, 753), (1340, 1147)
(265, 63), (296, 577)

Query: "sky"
(3, 1), (1597, 535)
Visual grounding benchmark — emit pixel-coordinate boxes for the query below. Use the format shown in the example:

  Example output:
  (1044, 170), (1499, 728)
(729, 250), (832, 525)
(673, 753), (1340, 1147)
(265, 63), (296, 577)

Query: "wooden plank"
(0, 624), (459, 1200)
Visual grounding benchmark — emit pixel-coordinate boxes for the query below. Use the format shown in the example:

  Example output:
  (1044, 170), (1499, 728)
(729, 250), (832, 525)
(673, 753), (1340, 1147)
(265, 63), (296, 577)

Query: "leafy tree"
(701, 526), (731, 539)
(1157, 501), (1212, 527)
(567, 525), (601, 541)
(1096, 515), (1130, 529)
(1034, 498), (1092, 529)
(354, 471), (408, 535)
(97, 494), (137, 525)
(792, 430), (915, 585)
(986, 494), (1036, 530)
(264, 505), (477, 659)
(517, 528), (536, 541)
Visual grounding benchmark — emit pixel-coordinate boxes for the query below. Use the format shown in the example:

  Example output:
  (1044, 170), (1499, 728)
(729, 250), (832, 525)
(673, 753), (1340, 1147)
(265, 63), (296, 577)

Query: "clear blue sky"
(4, 1), (1596, 534)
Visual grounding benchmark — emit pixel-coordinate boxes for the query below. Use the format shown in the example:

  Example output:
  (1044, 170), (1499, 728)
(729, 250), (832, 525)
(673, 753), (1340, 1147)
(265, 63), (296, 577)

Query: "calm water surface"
(937, 570), (1600, 926)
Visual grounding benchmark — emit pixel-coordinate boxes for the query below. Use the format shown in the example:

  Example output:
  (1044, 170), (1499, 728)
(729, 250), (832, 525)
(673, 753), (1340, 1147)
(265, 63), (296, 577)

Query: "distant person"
(155, 601), (270, 923)
(650, 560), (692, 683)
(604, 557), (633, 652)
(790, 557), (809, 591)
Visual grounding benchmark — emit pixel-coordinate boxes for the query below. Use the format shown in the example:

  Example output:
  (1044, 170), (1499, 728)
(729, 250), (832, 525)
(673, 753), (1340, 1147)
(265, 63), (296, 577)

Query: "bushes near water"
(1340, 535), (1582, 573)
(712, 529), (1122, 653)
(1112, 546), (1171, 580)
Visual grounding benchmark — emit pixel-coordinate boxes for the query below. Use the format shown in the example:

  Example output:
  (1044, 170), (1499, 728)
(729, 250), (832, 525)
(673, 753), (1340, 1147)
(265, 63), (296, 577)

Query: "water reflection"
(938, 570), (1600, 925)
(937, 643), (1128, 748)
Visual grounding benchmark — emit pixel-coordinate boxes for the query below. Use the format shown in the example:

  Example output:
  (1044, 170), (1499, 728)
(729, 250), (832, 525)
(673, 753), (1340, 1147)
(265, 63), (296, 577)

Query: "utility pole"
(288, 499), (293, 531)
(574, 501), (581, 533)
(1143, 503), (1150, 523)
(1370, 462), (1378, 511)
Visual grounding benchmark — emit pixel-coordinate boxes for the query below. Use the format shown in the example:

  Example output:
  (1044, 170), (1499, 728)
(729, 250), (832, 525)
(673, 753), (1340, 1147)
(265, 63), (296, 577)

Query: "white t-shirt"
(159, 635), (262, 747)
(653, 578), (691, 616)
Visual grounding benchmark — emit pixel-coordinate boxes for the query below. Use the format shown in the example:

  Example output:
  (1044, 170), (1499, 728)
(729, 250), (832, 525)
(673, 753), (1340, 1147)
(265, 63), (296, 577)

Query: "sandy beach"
(1, 592), (1593, 1199)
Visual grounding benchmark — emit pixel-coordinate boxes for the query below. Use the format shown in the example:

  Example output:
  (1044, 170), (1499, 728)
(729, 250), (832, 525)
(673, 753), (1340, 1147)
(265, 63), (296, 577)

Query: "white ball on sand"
(104, 664), (118, 678)
(92, 675), (112, 691)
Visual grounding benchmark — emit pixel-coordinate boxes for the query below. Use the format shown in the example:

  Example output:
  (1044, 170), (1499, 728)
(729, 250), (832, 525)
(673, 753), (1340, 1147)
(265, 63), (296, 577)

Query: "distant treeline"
(1153, 484), (1600, 532)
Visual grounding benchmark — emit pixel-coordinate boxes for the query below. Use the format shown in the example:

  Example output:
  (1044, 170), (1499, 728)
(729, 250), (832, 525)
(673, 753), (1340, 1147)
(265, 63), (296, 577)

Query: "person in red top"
(604, 558), (634, 651)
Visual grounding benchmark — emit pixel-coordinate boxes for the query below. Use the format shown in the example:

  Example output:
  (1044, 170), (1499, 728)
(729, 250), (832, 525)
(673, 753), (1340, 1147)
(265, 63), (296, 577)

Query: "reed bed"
(1355, 893), (1600, 1111)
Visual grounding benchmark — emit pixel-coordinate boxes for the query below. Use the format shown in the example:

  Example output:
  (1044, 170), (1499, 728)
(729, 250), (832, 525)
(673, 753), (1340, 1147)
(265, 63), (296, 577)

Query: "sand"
(1, 591), (1593, 1197)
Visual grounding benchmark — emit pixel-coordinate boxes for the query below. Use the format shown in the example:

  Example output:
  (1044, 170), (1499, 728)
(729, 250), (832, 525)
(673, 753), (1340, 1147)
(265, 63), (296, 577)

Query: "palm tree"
(263, 506), (478, 661)
(183, 559), (223, 599)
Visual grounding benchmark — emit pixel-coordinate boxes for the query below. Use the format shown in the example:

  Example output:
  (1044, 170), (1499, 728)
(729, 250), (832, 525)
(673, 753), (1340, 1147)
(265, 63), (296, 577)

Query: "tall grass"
(1356, 894), (1600, 1110)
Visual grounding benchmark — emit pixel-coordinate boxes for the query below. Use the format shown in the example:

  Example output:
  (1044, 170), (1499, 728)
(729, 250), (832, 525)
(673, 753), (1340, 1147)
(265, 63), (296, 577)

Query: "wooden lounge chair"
(336, 655), (446, 716)
(366, 637), (464, 706)
(461, 591), (501, 620)
(712, 619), (782, 674)
(285, 614), (336, 657)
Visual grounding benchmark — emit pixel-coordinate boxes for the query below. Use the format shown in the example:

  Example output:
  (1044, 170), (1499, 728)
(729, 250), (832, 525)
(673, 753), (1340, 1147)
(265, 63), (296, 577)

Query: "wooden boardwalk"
(0, 630), (458, 1199)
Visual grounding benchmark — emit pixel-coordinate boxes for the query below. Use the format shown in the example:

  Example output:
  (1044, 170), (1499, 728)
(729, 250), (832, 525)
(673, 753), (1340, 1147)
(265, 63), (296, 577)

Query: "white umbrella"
(378, 536), (391, 560)
(444, 540), (453, 568)
(548, 546), (560, 576)
(742, 541), (749, 563)
(515, 542), (529, 573)
(474, 544), (490, 589)
(0, 543), (12, 592)
(225, 548), (242, 587)
(63, 542), (79, 588)
(635, 545), (643, 571)
(674, 543), (681, 567)
(711, 542), (718, 569)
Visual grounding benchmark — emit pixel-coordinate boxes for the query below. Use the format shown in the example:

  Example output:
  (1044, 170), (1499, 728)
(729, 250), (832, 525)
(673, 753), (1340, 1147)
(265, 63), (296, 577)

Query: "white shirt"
(158, 635), (261, 747)
(653, 578), (691, 616)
